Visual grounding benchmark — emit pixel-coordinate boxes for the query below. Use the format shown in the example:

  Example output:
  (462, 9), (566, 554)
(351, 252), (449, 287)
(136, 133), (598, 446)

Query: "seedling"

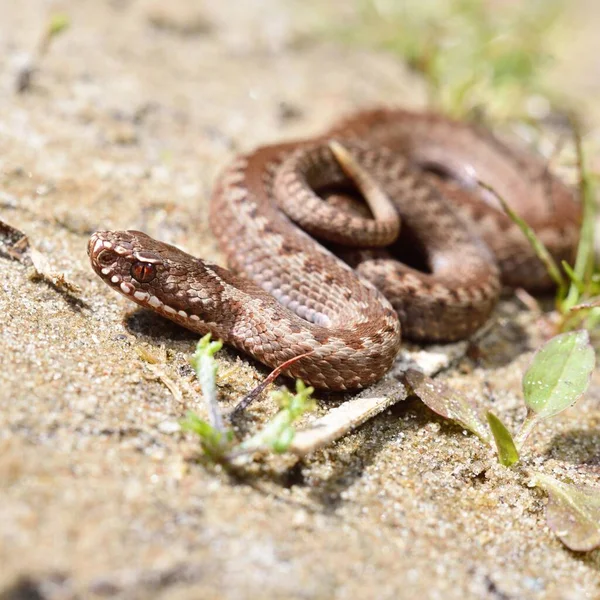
(16, 13), (71, 93)
(181, 334), (315, 463)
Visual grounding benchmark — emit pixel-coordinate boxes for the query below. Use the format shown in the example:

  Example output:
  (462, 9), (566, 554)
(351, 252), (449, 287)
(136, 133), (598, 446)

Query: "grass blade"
(563, 119), (597, 310)
(477, 179), (566, 295)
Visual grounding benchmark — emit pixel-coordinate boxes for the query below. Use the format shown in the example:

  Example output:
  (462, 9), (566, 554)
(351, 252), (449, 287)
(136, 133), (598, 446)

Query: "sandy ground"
(1, 1), (599, 599)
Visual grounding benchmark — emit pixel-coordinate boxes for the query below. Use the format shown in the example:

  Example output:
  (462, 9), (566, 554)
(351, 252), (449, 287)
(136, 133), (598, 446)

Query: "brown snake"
(88, 109), (581, 391)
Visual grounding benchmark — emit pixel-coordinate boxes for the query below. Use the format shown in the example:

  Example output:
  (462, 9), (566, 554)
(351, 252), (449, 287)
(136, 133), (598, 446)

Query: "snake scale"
(89, 109), (581, 390)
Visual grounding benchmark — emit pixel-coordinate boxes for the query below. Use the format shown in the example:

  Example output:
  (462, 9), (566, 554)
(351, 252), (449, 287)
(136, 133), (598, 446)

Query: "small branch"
(289, 380), (409, 456)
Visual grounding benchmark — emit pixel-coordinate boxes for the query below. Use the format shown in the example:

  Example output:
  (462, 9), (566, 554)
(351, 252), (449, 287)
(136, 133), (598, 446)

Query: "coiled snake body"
(89, 109), (580, 390)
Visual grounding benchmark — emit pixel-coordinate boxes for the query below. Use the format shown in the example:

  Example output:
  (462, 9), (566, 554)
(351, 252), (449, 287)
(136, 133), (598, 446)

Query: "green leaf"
(190, 334), (225, 433)
(402, 369), (490, 443)
(532, 472), (600, 552)
(522, 330), (595, 419)
(238, 379), (315, 456)
(180, 411), (233, 461)
(180, 412), (214, 438)
(272, 426), (296, 454)
(48, 14), (70, 38)
(486, 412), (519, 467)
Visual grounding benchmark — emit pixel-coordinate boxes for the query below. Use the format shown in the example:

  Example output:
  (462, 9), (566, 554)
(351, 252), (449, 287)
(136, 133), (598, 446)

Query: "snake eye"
(96, 249), (117, 267)
(131, 261), (156, 283)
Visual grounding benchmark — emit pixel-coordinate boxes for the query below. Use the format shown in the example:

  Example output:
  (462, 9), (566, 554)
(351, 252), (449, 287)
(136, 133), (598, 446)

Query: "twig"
(289, 381), (408, 456)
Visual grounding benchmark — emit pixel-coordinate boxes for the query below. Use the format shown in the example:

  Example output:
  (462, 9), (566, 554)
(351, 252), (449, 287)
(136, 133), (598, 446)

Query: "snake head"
(88, 230), (213, 326)
(88, 230), (162, 293)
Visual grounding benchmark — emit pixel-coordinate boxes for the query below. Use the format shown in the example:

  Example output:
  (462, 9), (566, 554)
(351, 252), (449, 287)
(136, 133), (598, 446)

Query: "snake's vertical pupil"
(131, 261), (156, 283)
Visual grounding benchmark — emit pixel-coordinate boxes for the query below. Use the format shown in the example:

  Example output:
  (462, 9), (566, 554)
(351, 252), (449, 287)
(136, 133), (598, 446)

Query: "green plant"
(16, 13), (71, 93)
(180, 334), (315, 463)
(334, 0), (565, 120)
(403, 329), (598, 551)
(558, 125), (600, 334)
(481, 124), (600, 342)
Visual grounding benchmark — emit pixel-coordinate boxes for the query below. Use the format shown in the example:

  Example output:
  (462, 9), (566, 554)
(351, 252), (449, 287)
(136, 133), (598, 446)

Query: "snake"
(88, 109), (581, 391)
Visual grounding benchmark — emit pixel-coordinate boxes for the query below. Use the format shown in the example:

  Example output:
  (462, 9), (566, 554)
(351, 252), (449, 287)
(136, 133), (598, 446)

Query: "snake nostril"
(96, 248), (118, 267)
